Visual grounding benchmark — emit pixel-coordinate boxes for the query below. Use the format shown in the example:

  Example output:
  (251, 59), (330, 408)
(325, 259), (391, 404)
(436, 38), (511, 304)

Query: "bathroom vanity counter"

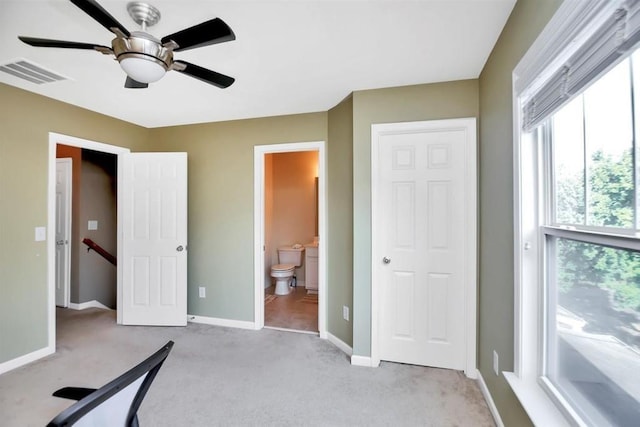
(304, 243), (318, 293)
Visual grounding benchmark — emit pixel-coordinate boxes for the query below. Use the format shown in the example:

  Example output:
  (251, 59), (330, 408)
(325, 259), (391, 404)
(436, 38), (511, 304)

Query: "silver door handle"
(176, 245), (184, 252)
(383, 257), (391, 264)
(56, 240), (65, 246)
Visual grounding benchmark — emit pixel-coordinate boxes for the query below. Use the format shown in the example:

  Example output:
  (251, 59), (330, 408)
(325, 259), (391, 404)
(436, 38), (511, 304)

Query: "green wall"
(477, 0), (561, 425)
(0, 83), (148, 363)
(146, 114), (328, 322)
(350, 80), (480, 356)
(327, 96), (354, 345)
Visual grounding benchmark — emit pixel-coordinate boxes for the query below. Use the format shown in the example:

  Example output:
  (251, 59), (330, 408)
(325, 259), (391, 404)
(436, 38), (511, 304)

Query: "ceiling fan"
(18, 0), (235, 89)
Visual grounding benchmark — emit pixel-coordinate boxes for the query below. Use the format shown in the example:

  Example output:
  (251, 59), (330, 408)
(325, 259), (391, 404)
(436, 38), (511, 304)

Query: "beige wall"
(146, 113), (328, 322)
(351, 80), (480, 356)
(269, 151), (319, 284)
(327, 95), (354, 345)
(477, 0), (562, 425)
(0, 83), (148, 363)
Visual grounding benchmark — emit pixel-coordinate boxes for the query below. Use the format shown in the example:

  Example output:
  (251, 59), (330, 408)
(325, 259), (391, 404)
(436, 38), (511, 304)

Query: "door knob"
(383, 257), (391, 264)
(56, 240), (65, 246)
(176, 245), (184, 252)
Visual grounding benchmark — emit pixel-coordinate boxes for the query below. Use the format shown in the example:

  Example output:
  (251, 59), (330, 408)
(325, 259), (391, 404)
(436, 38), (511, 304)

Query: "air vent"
(0, 59), (68, 84)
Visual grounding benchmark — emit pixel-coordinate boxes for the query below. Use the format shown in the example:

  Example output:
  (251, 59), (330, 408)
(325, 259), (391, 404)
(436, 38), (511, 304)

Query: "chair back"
(47, 341), (174, 427)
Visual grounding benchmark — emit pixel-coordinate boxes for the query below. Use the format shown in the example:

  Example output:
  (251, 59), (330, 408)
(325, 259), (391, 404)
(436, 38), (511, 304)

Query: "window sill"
(503, 372), (570, 427)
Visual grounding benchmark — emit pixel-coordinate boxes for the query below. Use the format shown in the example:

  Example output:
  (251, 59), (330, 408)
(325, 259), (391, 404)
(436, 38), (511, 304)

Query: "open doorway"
(254, 141), (327, 338)
(47, 133), (129, 351)
(56, 145), (118, 311)
(264, 151), (318, 332)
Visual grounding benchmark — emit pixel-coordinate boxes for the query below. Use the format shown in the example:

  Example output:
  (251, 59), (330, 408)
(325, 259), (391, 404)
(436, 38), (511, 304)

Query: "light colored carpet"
(0, 308), (495, 427)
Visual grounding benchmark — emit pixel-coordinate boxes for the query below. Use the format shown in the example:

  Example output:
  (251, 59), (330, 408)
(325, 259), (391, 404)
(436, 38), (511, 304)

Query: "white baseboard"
(350, 354), (378, 367)
(326, 332), (352, 356)
(0, 345), (54, 375)
(188, 314), (257, 330)
(68, 300), (112, 311)
(477, 369), (504, 427)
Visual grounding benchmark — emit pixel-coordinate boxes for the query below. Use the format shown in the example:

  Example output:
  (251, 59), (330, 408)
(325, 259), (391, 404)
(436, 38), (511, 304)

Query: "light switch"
(35, 226), (46, 241)
(88, 220), (98, 230)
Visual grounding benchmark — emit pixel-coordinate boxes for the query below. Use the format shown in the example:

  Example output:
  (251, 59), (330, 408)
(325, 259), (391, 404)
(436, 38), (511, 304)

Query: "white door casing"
(371, 118), (477, 377)
(254, 141), (327, 336)
(55, 158), (72, 308)
(120, 152), (188, 326)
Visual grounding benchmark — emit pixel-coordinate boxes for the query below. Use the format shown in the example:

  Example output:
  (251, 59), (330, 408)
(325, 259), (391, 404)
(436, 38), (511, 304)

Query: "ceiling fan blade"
(69, 0), (130, 37)
(124, 77), (148, 89)
(18, 36), (111, 52)
(174, 60), (235, 88)
(161, 18), (235, 51)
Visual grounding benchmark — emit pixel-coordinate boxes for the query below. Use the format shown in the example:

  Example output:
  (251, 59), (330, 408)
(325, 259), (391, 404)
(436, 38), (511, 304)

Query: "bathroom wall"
(268, 151), (319, 286)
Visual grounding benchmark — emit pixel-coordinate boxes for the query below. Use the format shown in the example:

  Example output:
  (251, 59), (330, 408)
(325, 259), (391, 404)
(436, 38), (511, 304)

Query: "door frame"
(253, 141), (327, 337)
(370, 118), (477, 378)
(55, 158), (72, 308)
(47, 133), (129, 351)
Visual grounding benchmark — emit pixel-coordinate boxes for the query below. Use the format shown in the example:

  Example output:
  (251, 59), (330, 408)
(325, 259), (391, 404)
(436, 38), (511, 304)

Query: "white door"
(55, 158), (72, 308)
(373, 119), (476, 372)
(120, 153), (188, 326)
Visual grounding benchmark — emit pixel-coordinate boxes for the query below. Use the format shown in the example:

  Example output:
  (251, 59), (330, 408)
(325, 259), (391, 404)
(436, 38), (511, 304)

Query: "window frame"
(509, 1), (640, 425)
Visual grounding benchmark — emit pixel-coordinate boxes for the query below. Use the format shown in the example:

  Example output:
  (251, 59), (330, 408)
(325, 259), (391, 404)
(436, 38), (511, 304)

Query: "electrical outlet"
(493, 350), (499, 376)
(343, 305), (349, 321)
(198, 286), (206, 298)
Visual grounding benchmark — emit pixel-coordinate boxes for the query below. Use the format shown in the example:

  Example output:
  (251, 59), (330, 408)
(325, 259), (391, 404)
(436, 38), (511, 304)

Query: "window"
(511, 2), (640, 426)
(541, 54), (640, 425)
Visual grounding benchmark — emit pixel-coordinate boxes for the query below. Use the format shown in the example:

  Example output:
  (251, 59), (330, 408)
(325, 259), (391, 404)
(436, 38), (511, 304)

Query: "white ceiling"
(0, 0), (515, 128)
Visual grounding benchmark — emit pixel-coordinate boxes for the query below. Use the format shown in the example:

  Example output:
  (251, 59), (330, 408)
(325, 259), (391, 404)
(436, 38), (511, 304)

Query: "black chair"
(47, 341), (174, 427)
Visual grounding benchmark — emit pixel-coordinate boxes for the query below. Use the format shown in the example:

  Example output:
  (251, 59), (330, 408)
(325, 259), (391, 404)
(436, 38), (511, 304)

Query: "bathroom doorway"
(254, 142), (326, 337)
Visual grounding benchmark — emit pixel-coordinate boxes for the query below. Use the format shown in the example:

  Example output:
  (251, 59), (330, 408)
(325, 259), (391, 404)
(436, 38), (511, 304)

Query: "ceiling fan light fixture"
(119, 55), (166, 83)
(112, 32), (172, 84)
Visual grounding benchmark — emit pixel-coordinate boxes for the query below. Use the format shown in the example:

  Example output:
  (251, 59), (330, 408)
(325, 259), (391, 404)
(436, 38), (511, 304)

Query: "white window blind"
(523, 1), (640, 132)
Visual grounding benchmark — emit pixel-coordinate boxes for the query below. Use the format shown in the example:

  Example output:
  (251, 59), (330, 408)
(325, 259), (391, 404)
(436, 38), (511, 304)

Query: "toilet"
(271, 246), (305, 295)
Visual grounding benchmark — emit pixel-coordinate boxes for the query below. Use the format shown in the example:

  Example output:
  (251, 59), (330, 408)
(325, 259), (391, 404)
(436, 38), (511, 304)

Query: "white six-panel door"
(55, 158), (72, 308)
(120, 153), (188, 326)
(372, 119), (476, 374)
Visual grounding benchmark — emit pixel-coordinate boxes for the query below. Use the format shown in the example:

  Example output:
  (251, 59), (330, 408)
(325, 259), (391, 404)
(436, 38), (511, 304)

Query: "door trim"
(55, 158), (72, 308)
(253, 141), (327, 338)
(47, 133), (129, 352)
(370, 118), (477, 378)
